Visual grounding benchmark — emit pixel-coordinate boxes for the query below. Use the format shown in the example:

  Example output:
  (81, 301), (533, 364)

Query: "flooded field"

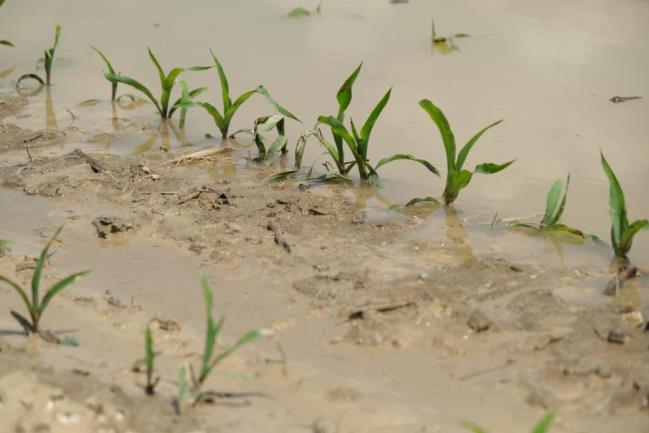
(0, 1), (648, 432)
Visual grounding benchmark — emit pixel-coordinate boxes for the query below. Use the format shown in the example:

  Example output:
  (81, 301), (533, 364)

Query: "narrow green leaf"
(10, 311), (34, 334)
(263, 170), (300, 183)
(460, 421), (489, 433)
(39, 270), (89, 314)
(201, 277), (217, 373)
(456, 119), (503, 170)
(619, 219), (649, 256)
(360, 87), (392, 145)
(147, 47), (166, 91)
(105, 72), (162, 115)
(32, 226), (64, 311)
(90, 46), (117, 101)
(208, 330), (263, 371)
(532, 409), (557, 433)
(169, 86), (209, 117)
(264, 136), (288, 163)
(0, 274), (31, 314)
(224, 89), (257, 123)
(336, 62), (362, 115)
(419, 99), (456, 173)
(375, 153), (440, 176)
(541, 175), (569, 226)
(176, 365), (187, 414)
(178, 80), (190, 129)
(474, 160), (515, 174)
(600, 152), (628, 253)
(405, 196), (440, 207)
(145, 326), (154, 375)
(256, 85), (301, 123)
(210, 50), (231, 112)
(0, 40), (14, 47)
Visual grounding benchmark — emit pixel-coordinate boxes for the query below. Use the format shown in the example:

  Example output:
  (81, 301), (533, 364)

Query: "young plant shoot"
(414, 99), (513, 206)
(17, 25), (61, 88)
(0, 226), (89, 336)
(91, 46), (120, 102)
(177, 278), (263, 407)
(144, 326), (159, 395)
(104, 48), (210, 119)
(600, 152), (648, 261)
(463, 409), (557, 433)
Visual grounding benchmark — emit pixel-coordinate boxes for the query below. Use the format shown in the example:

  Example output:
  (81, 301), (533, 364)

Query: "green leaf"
(317, 116), (359, 155)
(263, 170), (300, 183)
(288, 7), (311, 17)
(336, 62), (362, 115)
(375, 153), (440, 176)
(532, 409), (557, 433)
(148, 47), (166, 92)
(360, 87), (392, 147)
(201, 277), (217, 374)
(225, 89), (257, 123)
(39, 270), (89, 314)
(419, 99), (456, 173)
(176, 365), (187, 414)
(32, 226), (63, 311)
(90, 46), (117, 101)
(208, 329), (263, 371)
(170, 86), (209, 118)
(263, 136), (288, 163)
(456, 119), (503, 170)
(210, 50), (231, 112)
(460, 421), (489, 433)
(541, 175), (569, 226)
(619, 219), (649, 256)
(474, 160), (515, 174)
(10, 310), (34, 334)
(256, 85), (301, 123)
(145, 326), (154, 376)
(600, 152), (628, 253)
(105, 72), (162, 115)
(0, 274), (31, 314)
(0, 40), (14, 47)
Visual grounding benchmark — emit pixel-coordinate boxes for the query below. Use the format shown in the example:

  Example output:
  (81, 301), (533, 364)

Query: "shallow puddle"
(1, 1), (649, 262)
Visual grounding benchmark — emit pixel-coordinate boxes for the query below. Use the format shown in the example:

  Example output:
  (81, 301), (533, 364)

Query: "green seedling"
(0, 226), (89, 335)
(317, 63), (436, 184)
(512, 175), (595, 240)
(16, 25), (61, 88)
(0, 0), (14, 47)
(415, 99), (513, 205)
(288, 2), (322, 17)
(431, 19), (469, 54)
(464, 409), (557, 433)
(600, 152), (648, 261)
(144, 326), (159, 395)
(252, 114), (288, 163)
(90, 46), (121, 102)
(177, 278), (262, 406)
(104, 48), (210, 119)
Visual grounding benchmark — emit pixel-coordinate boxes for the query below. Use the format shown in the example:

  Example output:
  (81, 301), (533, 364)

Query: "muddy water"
(1, 0), (649, 266)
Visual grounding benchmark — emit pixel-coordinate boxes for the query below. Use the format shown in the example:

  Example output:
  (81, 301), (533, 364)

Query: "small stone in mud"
(189, 241), (206, 255)
(596, 364), (613, 379)
(468, 309), (492, 332)
(607, 329), (630, 345)
(91, 216), (133, 239)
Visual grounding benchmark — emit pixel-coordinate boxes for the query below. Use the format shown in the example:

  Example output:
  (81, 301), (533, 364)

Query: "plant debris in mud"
(431, 19), (470, 54)
(288, 2), (322, 17)
(0, 226), (89, 338)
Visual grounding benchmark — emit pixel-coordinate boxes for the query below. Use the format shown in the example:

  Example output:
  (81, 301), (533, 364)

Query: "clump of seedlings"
(104, 48), (210, 119)
(17, 24), (61, 88)
(317, 63), (435, 184)
(0, 227), (89, 338)
(431, 19), (469, 54)
(175, 278), (263, 411)
(600, 152), (648, 263)
(511, 175), (596, 240)
(410, 99), (513, 206)
(252, 114), (288, 163)
(464, 409), (556, 433)
(288, 2), (322, 17)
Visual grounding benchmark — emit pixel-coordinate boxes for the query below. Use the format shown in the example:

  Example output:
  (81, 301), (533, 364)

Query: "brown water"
(1, 0), (648, 266)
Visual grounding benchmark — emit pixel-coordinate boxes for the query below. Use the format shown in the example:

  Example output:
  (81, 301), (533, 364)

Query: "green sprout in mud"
(463, 409), (557, 433)
(91, 46), (121, 103)
(252, 114), (288, 163)
(104, 48), (210, 120)
(600, 152), (648, 262)
(431, 19), (470, 54)
(0, 0), (13, 47)
(181, 51), (300, 139)
(0, 227), (89, 335)
(511, 174), (596, 240)
(317, 63), (435, 183)
(288, 2), (322, 17)
(175, 278), (263, 411)
(407, 99), (513, 206)
(16, 25), (61, 88)
(144, 326), (160, 395)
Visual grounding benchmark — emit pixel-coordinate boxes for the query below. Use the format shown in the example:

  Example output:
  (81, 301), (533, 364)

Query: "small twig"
(266, 221), (291, 253)
(458, 359), (515, 381)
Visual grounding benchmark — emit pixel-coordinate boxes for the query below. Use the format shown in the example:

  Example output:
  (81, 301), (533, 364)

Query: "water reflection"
(0, 66), (15, 79)
(132, 120), (191, 155)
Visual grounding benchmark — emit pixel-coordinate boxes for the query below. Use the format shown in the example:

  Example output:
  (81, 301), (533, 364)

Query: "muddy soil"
(0, 98), (648, 433)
